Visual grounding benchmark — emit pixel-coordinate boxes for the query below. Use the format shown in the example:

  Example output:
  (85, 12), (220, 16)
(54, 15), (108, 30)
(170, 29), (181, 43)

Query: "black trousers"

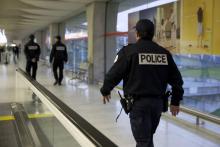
(53, 61), (64, 83)
(26, 61), (38, 80)
(16, 52), (19, 59)
(129, 98), (163, 147)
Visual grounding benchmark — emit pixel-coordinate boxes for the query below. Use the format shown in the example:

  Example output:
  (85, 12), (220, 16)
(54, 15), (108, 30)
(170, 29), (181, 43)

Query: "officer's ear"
(136, 32), (140, 40)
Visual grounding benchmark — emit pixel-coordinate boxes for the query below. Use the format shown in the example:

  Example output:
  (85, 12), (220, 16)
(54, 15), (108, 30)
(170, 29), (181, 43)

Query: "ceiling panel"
(0, 0), (107, 41)
(20, 0), (85, 10)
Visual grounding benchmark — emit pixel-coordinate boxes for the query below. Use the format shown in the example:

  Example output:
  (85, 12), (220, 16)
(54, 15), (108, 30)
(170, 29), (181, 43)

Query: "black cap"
(135, 19), (154, 39)
(29, 34), (35, 40)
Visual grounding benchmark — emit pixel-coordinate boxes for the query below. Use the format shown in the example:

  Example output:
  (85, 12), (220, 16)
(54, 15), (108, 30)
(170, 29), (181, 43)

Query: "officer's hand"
(102, 95), (111, 104)
(170, 105), (180, 116)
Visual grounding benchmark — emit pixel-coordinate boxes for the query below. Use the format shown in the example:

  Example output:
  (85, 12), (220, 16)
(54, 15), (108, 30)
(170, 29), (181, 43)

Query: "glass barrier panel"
(15, 71), (82, 147)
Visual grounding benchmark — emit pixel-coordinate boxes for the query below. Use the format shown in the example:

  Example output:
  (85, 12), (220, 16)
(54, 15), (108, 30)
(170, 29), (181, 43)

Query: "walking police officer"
(50, 36), (68, 86)
(24, 34), (41, 80)
(100, 19), (184, 147)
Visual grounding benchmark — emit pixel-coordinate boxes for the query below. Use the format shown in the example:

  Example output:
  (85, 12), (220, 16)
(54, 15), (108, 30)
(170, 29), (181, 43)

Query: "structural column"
(86, 2), (107, 83)
(86, 1), (119, 83)
(58, 22), (66, 42)
(105, 2), (119, 72)
(34, 31), (43, 59)
(49, 23), (59, 44)
(35, 31), (42, 47)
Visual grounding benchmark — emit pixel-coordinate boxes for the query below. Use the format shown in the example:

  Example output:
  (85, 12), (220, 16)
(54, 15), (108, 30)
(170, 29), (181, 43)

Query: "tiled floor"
(0, 57), (220, 147)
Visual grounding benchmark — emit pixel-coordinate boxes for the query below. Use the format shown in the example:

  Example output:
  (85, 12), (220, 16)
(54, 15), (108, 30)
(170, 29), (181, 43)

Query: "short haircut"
(55, 35), (61, 41)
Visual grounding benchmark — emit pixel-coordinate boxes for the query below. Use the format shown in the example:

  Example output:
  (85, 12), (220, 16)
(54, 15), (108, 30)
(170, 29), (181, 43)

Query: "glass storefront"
(115, 0), (220, 117)
(64, 13), (88, 71)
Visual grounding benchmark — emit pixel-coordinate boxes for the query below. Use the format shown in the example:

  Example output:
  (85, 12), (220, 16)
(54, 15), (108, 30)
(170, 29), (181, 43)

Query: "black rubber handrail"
(17, 68), (118, 147)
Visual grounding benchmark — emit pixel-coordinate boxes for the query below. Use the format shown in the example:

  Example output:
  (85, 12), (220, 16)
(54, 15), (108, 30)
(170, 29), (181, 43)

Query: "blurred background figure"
(12, 44), (19, 64)
(24, 34), (41, 80)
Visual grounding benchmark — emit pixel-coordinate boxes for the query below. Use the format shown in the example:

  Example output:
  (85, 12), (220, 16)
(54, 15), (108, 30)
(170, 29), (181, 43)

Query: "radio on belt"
(139, 53), (168, 65)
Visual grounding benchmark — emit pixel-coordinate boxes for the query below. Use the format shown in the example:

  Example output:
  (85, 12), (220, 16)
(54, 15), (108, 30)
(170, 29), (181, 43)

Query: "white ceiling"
(0, 0), (107, 41)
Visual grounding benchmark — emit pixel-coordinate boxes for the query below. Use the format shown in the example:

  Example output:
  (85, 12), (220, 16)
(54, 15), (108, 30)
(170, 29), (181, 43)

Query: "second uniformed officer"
(24, 34), (41, 80)
(50, 36), (68, 86)
(100, 19), (184, 147)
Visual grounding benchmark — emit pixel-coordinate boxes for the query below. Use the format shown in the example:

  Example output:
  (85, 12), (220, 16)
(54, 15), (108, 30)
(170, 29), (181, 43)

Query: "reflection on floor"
(0, 60), (220, 147)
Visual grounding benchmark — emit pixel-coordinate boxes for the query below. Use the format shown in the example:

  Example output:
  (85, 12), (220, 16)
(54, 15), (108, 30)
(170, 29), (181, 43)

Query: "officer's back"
(122, 39), (177, 98)
(51, 41), (67, 62)
(24, 37), (40, 61)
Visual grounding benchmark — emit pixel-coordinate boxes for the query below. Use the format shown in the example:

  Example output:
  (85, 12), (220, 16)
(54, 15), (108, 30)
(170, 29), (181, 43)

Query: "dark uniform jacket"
(100, 39), (184, 106)
(50, 41), (68, 63)
(24, 41), (41, 61)
(13, 46), (19, 54)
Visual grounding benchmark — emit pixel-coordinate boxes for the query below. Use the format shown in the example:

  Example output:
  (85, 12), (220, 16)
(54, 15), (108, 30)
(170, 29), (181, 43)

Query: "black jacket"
(24, 41), (41, 61)
(13, 46), (19, 54)
(50, 41), (68, 63)
(100, 39), (184, 106)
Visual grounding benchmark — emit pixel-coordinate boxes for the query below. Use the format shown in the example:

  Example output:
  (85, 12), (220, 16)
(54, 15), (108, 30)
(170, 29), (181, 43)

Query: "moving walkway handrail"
(16, 68), (117, 147)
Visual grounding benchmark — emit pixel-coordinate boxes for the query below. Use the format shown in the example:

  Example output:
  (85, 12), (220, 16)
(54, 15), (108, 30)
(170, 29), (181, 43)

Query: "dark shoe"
(58, 82), (62, 86)
(54, 81), (58, 85)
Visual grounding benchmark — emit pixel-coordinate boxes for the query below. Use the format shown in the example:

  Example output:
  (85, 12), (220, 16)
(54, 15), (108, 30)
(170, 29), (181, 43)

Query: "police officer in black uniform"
(100, 19), (184, 147)
(50, 36), (68, 86)
(24, 34), (41, 80)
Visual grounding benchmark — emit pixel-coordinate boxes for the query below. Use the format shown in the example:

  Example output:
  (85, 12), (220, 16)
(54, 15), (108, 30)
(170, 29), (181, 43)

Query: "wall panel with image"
(118, 0), (220, 117)
(128, 2), (180, 53)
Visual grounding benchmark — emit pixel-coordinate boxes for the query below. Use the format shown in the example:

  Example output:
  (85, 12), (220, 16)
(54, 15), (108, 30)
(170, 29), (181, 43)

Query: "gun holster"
(118, 92), (134, 114)
(162, 91), (172, 113)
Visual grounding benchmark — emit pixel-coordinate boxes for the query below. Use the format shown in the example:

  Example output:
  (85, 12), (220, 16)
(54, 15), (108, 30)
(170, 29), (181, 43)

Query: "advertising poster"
(127, 1), (220, 115)
(128, 2), (180, 53)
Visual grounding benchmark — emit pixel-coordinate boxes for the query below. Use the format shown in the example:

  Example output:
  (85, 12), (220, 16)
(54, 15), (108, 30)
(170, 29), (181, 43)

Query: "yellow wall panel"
(181, 0), (214, 54)
(213, 0), (220, 54)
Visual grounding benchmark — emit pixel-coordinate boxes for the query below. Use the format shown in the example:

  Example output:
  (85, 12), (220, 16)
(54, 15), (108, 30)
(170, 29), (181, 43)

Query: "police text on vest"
(139, 53), (168, 65)
(28, 46), (38, 50)
(56, 46), (65, 50)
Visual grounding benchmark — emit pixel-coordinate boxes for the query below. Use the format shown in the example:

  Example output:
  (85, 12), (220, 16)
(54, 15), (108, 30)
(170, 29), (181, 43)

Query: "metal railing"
(180, 106), (220, 125)
(114, 86), (220, 126)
